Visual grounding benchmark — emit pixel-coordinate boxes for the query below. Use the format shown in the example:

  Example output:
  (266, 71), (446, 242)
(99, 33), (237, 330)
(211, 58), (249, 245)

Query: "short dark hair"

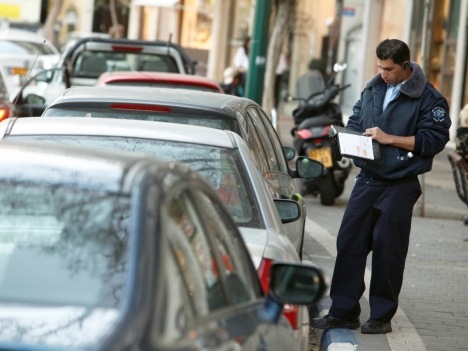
(376, 39), (410, 65)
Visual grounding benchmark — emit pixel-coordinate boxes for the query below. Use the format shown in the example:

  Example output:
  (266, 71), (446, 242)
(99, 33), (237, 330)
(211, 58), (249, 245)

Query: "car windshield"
(71, 51), (180, 78)
(44, 108), (238, 131)
(0, 182), (130, 348)
(0, 40), (56, 55)
(12, 135), (263, 228)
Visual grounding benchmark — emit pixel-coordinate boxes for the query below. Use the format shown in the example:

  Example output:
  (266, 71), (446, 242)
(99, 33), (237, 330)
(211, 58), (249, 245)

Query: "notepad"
(330, 125), (381, 161)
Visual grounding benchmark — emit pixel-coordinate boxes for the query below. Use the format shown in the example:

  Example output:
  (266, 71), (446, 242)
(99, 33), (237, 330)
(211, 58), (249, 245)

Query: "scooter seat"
(297, 115), (343, 130)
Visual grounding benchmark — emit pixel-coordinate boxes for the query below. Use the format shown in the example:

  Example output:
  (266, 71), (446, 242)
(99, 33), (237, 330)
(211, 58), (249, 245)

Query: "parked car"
(59, 37), (196, 84)
(95, 71), (224, 93)
(0, 116), (325, 350)
(10, 36), (197, 117)
(37, 86), (313, 259)
(0, 139), (326, 351)
(0, 27), (60, 95)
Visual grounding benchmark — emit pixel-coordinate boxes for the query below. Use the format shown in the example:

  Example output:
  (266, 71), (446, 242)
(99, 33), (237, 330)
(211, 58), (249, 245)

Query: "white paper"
(337, 133), (375, 160)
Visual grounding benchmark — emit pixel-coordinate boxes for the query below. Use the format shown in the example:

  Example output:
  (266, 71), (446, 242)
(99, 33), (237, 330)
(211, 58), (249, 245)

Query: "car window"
(166, 189), (228, 315)
(152, 235), (195, 346)
(246, 107), (280, 172)
(237, 111), (270, 173)
(10, 135), (264, 229)
(0, 182), (129, 348)
(19, 69), (67, 107)
(254, 107), (289, 174)
(71, 50), (180, 78)
(194, 190), (261, 303)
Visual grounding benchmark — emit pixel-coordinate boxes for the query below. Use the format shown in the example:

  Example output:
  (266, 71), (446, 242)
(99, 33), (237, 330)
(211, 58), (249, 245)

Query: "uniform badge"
(432, 107), (446, 122)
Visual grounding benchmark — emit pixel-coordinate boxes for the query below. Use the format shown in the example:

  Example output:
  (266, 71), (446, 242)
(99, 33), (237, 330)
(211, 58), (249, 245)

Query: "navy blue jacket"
(347, 62), (451, 181)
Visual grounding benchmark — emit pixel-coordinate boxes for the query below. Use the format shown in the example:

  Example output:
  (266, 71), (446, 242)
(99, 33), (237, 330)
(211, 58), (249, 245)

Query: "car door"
(245, 106), (305, 256)
(151, 184), (296, 350)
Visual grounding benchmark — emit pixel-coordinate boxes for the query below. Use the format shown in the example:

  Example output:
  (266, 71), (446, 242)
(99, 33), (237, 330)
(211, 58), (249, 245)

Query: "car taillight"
(283, 304), (300, 329)
(0, 105), (10, 122)
(111, 45), (143, 53)
(258, 258), (273, 294)
(258, 258), (300, 329)
(110, 103), (172, 112)
(296, 128), (313, 140)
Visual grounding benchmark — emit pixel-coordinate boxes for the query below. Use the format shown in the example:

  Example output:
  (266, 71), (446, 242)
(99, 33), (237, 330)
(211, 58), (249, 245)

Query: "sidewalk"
(276, 102), (468, 351)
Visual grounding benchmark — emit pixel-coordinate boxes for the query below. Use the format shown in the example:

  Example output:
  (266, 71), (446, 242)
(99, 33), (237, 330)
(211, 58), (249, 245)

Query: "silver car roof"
(1, 117), (239, 149)
(46, 86), (256, 116)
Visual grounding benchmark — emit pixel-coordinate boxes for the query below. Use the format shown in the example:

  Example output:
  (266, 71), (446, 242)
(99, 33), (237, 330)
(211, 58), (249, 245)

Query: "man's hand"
(364, 127), (415, 151)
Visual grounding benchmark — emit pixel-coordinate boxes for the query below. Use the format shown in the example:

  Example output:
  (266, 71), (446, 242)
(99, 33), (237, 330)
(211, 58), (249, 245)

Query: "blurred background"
(0, 0), (467, 145)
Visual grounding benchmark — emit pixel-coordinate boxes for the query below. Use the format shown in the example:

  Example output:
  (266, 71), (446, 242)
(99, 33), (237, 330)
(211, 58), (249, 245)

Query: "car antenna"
(11, 40), (46, 116)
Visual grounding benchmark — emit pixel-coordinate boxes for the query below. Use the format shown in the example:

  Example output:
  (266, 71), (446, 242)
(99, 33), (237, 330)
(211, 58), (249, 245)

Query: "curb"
(319, 330), (359, 351)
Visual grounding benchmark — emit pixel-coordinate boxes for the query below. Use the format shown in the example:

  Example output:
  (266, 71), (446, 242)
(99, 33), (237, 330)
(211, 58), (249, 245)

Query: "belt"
(358, 172), (418, 186)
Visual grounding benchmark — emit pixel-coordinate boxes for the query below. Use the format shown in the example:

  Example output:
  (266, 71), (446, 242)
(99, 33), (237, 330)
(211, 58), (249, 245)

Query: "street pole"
(245, 0), (272, 104)
(417, 0), (434, 217)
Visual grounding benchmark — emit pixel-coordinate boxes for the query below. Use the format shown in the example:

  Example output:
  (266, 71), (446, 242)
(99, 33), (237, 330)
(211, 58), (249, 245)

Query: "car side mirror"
(269, 263), (326, 305)
(24, 94), (46, 105)
(295, 157), (324, 178)
(273, 199), (300, 224)
(262, 262), (327, 323)
(282, 146), (295, 161)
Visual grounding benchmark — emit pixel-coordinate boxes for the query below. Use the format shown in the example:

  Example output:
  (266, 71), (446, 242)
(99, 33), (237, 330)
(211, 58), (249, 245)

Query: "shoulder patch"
(432, 107), (446, 122)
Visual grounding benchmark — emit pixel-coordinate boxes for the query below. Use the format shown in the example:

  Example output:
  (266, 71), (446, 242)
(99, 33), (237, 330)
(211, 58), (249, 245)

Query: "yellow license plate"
(9, 67), (29, 75)
(308, 147), (333, 168)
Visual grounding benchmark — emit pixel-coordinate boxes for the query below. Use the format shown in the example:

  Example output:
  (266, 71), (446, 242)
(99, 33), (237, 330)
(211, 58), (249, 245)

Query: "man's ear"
(402, 62), (410, 70)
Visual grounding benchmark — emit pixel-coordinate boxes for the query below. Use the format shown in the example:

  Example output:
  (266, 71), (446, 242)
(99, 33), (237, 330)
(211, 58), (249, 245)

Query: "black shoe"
(311, 314), (360, 330)
(361, 319), (392, 334)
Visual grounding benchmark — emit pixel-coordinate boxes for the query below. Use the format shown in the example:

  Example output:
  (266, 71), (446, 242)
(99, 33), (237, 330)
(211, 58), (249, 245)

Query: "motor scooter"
(287, 63), (352, 206)
(448, 126), (468, 224)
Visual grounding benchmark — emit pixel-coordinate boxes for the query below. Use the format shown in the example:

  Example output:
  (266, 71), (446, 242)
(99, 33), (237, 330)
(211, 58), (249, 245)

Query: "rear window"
(9, 135), (263, 229)
(44, 107), (240, 133)
(72, 51), (180, 78)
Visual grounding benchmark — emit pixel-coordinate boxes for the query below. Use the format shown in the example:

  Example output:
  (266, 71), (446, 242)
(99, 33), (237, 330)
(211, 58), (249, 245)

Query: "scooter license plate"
(308, 147), (333, 168)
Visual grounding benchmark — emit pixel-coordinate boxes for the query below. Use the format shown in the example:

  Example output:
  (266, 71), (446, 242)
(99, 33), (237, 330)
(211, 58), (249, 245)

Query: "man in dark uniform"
(311, 39), (451, 334)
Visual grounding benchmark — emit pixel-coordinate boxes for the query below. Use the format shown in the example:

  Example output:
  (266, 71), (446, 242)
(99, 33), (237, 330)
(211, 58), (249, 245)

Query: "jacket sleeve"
(413, 92), (451, 157)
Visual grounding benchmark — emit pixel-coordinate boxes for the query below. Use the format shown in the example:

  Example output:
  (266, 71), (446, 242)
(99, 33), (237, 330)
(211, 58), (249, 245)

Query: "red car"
(95, 71), (224, 93)
(0, 66), (12, 122)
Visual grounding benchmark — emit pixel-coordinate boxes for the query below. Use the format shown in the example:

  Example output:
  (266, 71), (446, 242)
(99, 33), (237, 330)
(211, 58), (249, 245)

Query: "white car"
(0, 117), (325, 351)
(0, 28), (60, 95)
(0, 140), (326, 351)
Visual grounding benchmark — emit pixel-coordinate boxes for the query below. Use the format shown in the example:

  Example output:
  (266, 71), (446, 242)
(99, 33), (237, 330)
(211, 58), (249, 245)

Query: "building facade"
(22, 0), (467, 142)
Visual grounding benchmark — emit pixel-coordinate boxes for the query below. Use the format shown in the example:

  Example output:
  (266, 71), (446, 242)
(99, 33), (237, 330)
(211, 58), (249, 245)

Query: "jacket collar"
(365, 62), (427, 98)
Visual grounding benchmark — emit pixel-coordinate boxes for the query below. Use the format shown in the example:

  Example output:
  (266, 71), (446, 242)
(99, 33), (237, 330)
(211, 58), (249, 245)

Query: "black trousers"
(329, 173), (422, 322)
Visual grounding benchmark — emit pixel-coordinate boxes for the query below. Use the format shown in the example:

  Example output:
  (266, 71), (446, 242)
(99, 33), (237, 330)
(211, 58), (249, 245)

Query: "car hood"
(0, 304), (119, 349)
(239, 227), (300, 270)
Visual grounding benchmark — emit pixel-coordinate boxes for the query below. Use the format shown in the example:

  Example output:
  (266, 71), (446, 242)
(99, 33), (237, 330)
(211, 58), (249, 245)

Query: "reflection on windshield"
(13, 135), (262, 228)
(0, 182), (130, 348)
